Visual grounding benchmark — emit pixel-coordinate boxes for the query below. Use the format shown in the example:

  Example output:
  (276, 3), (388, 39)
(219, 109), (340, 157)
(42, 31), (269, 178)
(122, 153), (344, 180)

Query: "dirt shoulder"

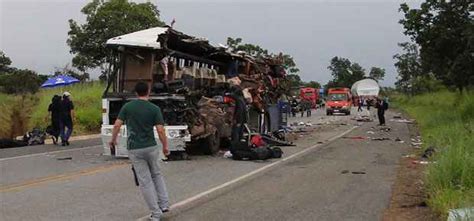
(383, 115), (440, 221)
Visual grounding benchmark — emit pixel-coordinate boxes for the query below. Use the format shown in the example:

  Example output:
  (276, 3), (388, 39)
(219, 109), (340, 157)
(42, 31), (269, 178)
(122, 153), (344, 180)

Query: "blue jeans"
(60, 120), (73, 142)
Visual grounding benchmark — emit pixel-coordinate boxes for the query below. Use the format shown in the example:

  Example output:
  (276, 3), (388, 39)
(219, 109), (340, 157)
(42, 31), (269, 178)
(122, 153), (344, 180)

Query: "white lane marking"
(0, 145), (103, 162)
(137, 125), (358, 221)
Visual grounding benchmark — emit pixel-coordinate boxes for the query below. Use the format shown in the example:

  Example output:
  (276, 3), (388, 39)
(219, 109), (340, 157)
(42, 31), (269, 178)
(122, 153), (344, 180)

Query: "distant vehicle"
(299, 87), (318, 108)
(326, 88), (352, 115)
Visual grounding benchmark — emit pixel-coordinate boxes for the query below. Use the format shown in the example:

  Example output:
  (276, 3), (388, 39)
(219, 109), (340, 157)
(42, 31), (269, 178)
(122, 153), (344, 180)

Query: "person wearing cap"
(60, 91), (75, 146)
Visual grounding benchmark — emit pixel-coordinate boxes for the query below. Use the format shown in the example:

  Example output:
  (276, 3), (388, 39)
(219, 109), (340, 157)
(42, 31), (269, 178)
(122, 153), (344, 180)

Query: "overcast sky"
(0, 0), (420, 86)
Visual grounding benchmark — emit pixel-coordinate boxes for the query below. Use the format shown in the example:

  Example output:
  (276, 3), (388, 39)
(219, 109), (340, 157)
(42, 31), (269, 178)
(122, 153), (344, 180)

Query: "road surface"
(0, 108), (411, 221)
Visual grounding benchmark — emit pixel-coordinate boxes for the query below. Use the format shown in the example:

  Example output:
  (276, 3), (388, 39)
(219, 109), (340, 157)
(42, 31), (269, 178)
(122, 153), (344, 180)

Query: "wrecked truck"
(100, 27), (289, 158)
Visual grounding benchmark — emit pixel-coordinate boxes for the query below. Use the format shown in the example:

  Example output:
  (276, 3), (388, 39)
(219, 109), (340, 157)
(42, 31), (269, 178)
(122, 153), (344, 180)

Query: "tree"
(0, 51), (12, 73)
(67, 0), (165, 79)
(393, 42), (424, 94)
(0, 51), (43, 94)
(0, 69), (42, 94)
(368, 67), (385, 82)
(226, 37), (300, 74)
(399, 1), (474, 91)
(327, 56), (366, 87)
(304, 81), (321, 89)
(54, 65), (90, 82)
(286, 74), (302, 88)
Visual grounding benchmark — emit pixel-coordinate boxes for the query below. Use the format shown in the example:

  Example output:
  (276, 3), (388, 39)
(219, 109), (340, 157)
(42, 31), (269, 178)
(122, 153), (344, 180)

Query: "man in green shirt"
(109, 82), (170, 221)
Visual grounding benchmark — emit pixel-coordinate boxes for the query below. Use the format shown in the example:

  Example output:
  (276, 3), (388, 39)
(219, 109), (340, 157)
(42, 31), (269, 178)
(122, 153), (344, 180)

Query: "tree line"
(394, 0), (473, 94)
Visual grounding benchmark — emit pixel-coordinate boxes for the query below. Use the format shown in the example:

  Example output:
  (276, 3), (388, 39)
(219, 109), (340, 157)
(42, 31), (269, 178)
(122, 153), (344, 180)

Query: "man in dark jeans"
(60, 92), (74, 146)
(109, 82), (170, 221)
(375, 98), (389, 126)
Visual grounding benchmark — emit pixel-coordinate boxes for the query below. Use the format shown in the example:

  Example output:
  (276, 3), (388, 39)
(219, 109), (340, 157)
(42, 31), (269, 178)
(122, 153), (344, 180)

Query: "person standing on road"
(357, 98), (363, 112)
(47, 95), (62, 145)
(109, 82), (170, 221)
(60, 92), (74, 146)
(375, 98), (388, 126)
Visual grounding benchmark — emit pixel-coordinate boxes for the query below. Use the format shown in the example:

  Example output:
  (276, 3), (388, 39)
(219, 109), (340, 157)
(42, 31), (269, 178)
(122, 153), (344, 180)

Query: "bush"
(0, 95), (39, 138)
(393, 90), (474, 216)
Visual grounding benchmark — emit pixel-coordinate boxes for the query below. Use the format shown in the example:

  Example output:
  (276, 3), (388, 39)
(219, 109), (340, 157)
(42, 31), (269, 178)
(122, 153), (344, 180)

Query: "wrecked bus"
(100, 27), (288, 158)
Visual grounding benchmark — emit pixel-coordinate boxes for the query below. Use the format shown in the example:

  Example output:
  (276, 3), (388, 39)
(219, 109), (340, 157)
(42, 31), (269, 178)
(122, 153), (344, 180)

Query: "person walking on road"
(60, 92), (74, 146)
(109, 82), (170, 221)
(47, 95), (62, 144)
(300, 99), (311, 117)
(357, 98), (363, 112)
(375, 98), (389, 126)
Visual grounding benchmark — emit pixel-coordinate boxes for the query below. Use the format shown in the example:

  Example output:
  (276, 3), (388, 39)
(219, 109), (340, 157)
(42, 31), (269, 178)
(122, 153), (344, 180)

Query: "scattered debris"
(393, 115), (402, 119)
(351, 171), (366, 174)
(390, 119), (415, 124)
(354, 116), (373, 122)
(448, 208), (474, 221)
(341, 170), (349, 174)
(223, 151), (233, 159)
(403, 154), (416, 158)
(367, 131), (375, 134)
(421, 146), (436, 159)
(372, 137), (390, 141)
(412, 160), (430, 165)
(56, 157), (72, 161)
(380, 127), (391, 132)
(342, 136), (366, 140)
(395, 137), (402, 141)
(411, 142), (423, 146)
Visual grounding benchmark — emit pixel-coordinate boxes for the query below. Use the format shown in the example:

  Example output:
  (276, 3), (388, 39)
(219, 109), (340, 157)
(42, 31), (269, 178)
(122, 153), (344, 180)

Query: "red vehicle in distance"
(326, 88), (352, 115)
(300, 87), (318, 108)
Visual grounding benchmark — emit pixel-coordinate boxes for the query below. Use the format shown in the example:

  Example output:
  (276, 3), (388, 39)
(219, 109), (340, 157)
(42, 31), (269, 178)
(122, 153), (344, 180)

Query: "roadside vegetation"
(394, 91), (474, 215)
(0, 82), (103, 139)
(29, 82), (104, 135)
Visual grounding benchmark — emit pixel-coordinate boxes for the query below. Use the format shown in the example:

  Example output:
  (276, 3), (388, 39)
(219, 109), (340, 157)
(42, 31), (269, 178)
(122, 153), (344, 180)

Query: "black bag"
(251, 147), (273, 160)
(232, 149), (256, 160)
(271, 147), (283, 158)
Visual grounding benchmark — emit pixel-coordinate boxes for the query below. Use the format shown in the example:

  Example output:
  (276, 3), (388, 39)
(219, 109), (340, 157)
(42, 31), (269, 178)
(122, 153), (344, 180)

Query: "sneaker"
(161, 208), (169, 213)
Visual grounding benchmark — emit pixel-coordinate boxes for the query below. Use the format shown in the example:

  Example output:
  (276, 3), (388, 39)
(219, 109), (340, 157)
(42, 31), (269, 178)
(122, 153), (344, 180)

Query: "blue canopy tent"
(41, 75), (79, 88)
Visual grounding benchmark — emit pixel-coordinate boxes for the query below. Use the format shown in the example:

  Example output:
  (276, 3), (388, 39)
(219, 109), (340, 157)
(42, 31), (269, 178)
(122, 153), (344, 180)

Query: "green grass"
(29, 82), (104, 135)
(0, 93), (12, 103)
(393, 90), (474, 216)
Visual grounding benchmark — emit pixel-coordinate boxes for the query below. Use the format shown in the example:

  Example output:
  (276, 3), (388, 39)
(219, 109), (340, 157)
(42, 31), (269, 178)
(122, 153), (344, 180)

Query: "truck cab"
(326, 88), (352, 115)
(299, 87), (318, 108)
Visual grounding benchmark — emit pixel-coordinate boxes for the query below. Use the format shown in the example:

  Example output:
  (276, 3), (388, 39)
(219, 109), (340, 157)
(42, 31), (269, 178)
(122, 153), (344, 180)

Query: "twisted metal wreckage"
(101, 26), (292, 158)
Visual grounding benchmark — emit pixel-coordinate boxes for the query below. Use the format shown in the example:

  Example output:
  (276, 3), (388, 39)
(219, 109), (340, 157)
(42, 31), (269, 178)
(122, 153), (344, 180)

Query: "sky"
(0, 0), (420, 86)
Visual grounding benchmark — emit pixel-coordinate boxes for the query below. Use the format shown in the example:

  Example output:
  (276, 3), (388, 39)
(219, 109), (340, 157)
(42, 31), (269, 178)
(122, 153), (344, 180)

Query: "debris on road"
(411, 160), (430, 165)
(341, 170), (349, 174)
(56, 157), (73, 161)
(390, 119), (415, 124)
(351, 171), (366, 175)
(367, 131), (375, 134)
(372, 137), (390, 141)
(342, 136), (366, 140)
(223, 151), (233, 159)
(421, 147), (436, 159)
(447, 208), (474, 221)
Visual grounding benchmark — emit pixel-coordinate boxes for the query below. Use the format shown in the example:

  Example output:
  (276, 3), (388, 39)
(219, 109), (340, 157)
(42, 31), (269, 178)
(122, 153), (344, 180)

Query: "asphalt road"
(0, 108), (411, 221)
(166, 109), (412, 221)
